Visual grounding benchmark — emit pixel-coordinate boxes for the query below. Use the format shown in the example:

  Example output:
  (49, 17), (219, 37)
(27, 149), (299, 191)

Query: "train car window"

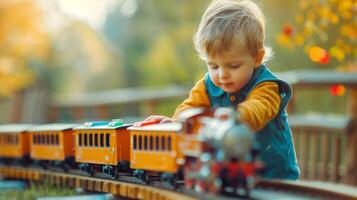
(144, 135), (148, 150)
(46, 134), (50, 145)
(15, 135), (18, 145)
(8, 135), (12, 144)
(133, 135), (137, 150)
(36, 134), (40, 145)
(106, 133), (110, 147)
(156, 136), (159, 151)
(138, 135), (142, 150)
(168, 136), (171, 151)
(89, 133), (93, 147)
(161, 136), (165, 151)
(84, 134), (88, 147)
(55, 134), (59, 145)
(51, 134), (55, 145)
(100, 133), (104, 147)
(94, 133), (98, 147)
(41, 134), (45, 145)
(79, 134), (82, 146)
(7, 134), (10, 144)
(149, 136), (153, 151)
(32, 134), (36, 145)
(42, 134), (45, 145)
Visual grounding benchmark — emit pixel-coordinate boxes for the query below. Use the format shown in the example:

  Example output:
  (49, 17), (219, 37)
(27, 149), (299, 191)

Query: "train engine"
(183, 107), (261, 196)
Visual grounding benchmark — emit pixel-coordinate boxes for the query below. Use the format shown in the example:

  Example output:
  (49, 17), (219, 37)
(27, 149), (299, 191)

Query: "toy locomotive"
(0, 107), (262, 196)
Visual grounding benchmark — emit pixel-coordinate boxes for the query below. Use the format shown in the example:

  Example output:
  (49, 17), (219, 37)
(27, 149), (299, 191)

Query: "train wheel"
(161, 173), (178, 188)
(134, 169), (148, 183)
(118, 160), (130, 171)
(219, 167), (228, 194)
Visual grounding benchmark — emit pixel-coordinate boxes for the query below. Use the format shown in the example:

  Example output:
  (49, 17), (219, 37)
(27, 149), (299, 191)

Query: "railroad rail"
(1, 165), (357, 200)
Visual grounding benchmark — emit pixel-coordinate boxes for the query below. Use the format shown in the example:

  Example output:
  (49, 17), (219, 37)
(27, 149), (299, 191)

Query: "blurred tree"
(139, 0), (208, 86)
(103, 0), (209, 88)
(0, 0), (49, 96)
(277, 0), (356, 71)
(45, 21), (124, 97)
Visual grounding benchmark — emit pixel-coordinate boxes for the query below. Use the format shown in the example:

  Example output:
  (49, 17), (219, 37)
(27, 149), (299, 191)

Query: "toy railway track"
(1, 166), (357, 200)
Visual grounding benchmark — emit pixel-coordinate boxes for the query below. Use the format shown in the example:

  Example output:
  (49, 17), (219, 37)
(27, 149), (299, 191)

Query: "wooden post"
(11, 90), (24, 123)
(343, 88), (357, 185)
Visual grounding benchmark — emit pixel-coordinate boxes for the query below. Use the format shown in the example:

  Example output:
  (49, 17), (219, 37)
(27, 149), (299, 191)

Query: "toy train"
(0, 107), (262, 196)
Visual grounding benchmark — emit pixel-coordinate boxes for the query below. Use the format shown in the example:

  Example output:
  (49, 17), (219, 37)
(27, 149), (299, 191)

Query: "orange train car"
(73, 120), (132, 177)
(28, 124), (78, 168)
(128, 122), (184, 184)
(0, 124), (33, 164)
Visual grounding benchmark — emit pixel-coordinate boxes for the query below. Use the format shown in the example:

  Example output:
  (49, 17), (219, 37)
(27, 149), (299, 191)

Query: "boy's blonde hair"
(194, 0), (272, 62)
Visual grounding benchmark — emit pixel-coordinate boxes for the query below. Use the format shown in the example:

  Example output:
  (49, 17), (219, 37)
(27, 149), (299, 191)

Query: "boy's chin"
(221, 87), (239, 93)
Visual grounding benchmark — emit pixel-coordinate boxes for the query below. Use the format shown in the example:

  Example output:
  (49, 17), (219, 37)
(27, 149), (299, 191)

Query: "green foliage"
(103, 0), (209, 88)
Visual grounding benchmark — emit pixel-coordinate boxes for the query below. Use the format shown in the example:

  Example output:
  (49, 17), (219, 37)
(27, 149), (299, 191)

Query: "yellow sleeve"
(237, 81), (282, 132)
(172, 78), (210, 119)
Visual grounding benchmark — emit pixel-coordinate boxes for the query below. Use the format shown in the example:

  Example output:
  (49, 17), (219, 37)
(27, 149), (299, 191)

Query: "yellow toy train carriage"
(73, 120), (132, 178)
(128, 122), (184, 185)
(0, 124), (33, 165)
(28, 123), (78, 169)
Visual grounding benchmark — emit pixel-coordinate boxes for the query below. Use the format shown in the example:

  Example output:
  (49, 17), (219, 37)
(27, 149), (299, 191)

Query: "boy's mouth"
(220, 83), (234, 87)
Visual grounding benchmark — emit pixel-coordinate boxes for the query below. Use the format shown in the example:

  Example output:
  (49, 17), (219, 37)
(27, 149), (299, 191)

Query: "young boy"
(146, 0), (300, 180)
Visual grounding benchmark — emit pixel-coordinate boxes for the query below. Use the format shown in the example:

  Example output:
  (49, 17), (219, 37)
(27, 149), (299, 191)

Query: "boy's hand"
(144, 115), (173, 123)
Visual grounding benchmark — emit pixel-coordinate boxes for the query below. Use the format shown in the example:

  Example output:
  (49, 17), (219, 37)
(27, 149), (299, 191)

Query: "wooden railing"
(279, 70), (357, 185)
(48, 86), (189, 122)
(289, 115), (348, 183)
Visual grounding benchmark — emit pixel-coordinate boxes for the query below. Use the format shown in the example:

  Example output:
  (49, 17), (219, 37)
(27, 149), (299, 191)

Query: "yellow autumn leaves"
(277, 0), (356, 68)
(0, 0), (49, 96)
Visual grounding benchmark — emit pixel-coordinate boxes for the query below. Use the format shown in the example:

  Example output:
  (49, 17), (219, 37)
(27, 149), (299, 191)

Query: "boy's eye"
(230, 65), (240, 69)
(209, 64), (219, 69)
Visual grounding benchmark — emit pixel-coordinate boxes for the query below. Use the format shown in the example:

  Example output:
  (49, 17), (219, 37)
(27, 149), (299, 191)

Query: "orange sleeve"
(237, 81), (281, 132)
(172, 78), (210, 119)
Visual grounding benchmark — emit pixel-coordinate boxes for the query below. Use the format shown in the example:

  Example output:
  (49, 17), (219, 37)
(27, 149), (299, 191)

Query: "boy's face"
(206, 47), (262, 93)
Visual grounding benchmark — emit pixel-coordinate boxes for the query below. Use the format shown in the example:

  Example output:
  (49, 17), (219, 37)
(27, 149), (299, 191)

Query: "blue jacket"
(204, 65), (300, 180)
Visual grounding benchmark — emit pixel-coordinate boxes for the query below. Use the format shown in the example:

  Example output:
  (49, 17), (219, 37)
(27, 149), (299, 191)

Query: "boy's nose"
(219, 69), (229, 79)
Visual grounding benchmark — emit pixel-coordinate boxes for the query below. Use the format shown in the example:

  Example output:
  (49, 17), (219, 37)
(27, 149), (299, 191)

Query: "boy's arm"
(172, 78), (210, 119)
(237, 81), (282, 132)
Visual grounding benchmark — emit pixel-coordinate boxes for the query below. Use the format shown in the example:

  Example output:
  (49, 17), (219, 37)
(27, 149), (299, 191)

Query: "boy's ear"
(255, 49), (265, 68)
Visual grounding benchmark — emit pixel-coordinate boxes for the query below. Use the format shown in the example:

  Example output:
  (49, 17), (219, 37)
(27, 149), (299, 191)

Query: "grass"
(0, 180), (77, 200)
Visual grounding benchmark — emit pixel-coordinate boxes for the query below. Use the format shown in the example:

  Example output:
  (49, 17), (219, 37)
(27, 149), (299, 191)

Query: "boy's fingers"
(144, 116), (154, 121)
(144, 115), (165, 121)
(160, 118), (173, 123)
